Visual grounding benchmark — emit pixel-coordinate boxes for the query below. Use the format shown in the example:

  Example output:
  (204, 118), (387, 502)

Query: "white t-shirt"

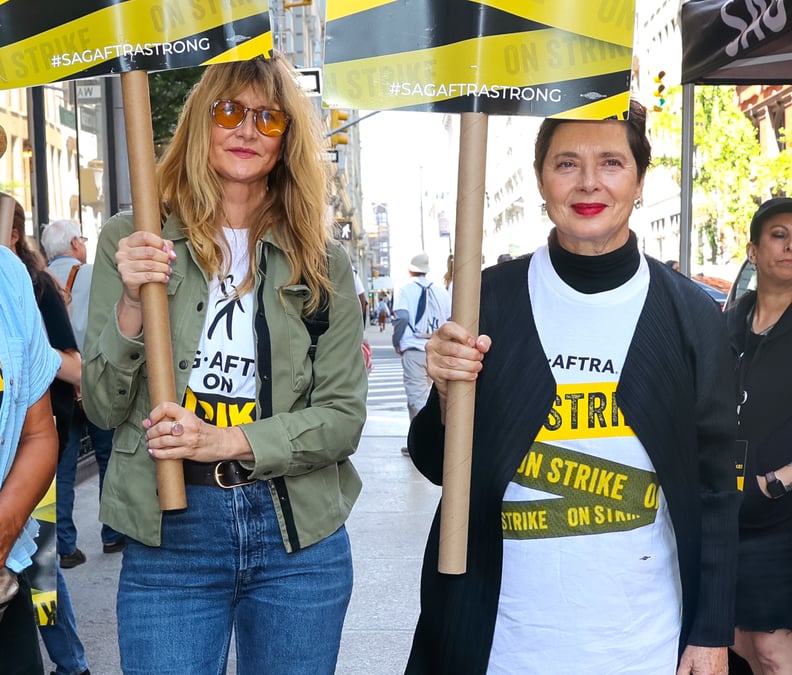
(353, 270), (365, 296)
(184, 228), (256, 427)
(488, 246), (682, 674)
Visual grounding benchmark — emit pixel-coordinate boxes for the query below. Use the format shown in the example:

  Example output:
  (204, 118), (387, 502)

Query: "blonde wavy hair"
(157, 54), (330, 313)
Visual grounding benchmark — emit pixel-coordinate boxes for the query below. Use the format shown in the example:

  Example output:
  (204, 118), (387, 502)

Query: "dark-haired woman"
(727, 197), (792, 674)
(405, 100), (740, 675)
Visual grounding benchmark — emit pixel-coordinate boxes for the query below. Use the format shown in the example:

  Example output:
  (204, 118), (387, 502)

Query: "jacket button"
(130, 353), (140, 360)
(178, 360), (189, 370)
(197, 302), (204, 311)
(118, 389), (126, 396)
(262, 470), (272, 476)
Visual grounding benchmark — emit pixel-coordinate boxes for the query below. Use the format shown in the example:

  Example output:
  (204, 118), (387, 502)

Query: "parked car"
(724, 258), (755, 310)
(691, 278), (728, 309)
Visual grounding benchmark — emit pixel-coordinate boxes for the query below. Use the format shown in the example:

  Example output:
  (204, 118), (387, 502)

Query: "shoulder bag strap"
(65, 264), (82, 294)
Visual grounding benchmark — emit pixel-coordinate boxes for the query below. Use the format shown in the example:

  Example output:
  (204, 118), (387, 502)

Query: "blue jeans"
(88, 422), (124, 545)
(117, 482), (353, 675)
(56, 426), (80, 555)
(39, 567), (89, 675)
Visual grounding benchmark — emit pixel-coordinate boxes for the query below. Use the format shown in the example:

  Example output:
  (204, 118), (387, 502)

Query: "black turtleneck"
(547, 228), (640, 294)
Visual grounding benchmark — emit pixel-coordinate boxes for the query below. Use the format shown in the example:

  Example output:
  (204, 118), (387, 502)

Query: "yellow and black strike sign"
(28, 479), (57, 626)
(0, 0), (273, 90)
(324, 0), (634, 119)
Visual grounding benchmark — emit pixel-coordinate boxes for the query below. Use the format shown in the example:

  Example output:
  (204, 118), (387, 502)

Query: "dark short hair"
(749, 197), (792, 243)
(533, 98), (652, 180)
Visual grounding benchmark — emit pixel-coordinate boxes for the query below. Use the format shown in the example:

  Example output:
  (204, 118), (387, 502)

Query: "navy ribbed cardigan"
(405, 254), (741, 674)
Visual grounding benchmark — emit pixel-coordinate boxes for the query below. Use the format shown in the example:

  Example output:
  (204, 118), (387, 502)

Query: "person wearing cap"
(726, 197), (792, 672)
(392, 253), (451, 454)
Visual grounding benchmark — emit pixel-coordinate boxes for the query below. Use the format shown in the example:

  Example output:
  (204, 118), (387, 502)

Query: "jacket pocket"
(112, 418), (146, 455)
(280, 284), (313, 393)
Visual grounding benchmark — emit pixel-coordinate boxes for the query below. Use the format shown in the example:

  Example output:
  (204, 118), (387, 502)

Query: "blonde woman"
(82, 55), (367, 674)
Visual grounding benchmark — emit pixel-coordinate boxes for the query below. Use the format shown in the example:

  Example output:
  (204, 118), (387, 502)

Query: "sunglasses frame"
(210, 99), (290, 137)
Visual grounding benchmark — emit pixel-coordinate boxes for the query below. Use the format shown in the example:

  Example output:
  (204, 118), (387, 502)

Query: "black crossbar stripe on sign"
(326, 0), (545, 64)
(389, 69), (632, 116)
(49, 14), (272, 82)
(0, 0), (130, 49)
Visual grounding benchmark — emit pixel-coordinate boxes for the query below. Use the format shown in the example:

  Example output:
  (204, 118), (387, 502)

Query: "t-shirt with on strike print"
(184, 228), (256, 428)
(487, 245), (682, 675)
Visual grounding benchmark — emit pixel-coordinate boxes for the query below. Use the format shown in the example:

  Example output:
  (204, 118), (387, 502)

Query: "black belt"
(183, 459), (256, 489)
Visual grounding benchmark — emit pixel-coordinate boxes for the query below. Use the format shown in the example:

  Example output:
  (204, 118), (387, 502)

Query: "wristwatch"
(765, 471), (789, 499)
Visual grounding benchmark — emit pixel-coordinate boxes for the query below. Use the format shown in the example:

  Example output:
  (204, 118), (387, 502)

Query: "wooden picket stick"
(438, 112), (488, 574)
(0, 127), (11, 247)
(120, 70), (186, 511)
(0, 193), (13, 249)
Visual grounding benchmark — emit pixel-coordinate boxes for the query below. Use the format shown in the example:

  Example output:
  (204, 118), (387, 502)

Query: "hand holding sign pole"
(121, 70), (186, 510)
(439, 112), (487, 574)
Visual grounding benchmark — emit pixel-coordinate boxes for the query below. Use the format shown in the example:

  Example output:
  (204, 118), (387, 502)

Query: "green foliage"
(649, 85), (762, 264)
(148, 67), (203, 152)
(756, 128), (792, 201)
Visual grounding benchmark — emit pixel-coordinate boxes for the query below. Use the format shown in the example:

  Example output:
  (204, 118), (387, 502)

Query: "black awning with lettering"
(681, 0), (792, 85)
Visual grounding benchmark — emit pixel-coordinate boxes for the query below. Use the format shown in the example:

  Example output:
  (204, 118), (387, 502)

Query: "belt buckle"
(212, 461), (255, 489)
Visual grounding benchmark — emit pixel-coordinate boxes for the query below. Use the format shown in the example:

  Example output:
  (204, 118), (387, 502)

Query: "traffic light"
(652, 71), (666, 112)
(330, 109), (349, 146)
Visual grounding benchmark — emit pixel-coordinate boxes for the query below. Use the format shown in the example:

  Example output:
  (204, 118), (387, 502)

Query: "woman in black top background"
(727, 197), (792, 673)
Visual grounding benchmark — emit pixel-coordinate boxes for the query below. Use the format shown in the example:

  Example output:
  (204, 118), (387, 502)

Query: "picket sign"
(324, 0), (636, 574)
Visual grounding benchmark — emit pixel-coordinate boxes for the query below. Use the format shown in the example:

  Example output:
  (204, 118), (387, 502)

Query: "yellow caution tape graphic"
(324, 0), (634, 118)
(0, 0), (272, 89)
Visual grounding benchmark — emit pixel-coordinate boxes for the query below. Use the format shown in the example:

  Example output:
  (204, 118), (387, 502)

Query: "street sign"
(76, 81), (101, 101)
(296, 67), (322, 96)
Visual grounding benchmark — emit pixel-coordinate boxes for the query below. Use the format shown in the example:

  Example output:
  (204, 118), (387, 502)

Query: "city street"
(44, 323), (440, 675)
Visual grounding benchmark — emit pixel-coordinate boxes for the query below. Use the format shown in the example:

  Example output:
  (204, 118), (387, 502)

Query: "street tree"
(148, 67), (203, 156)
(649, 85), (761, 265)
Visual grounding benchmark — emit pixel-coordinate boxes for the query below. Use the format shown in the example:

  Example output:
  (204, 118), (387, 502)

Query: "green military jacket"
(82, 212), (367, 551)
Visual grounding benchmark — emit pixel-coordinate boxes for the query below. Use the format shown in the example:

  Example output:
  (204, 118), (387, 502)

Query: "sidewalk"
(52, 326), (439, 675)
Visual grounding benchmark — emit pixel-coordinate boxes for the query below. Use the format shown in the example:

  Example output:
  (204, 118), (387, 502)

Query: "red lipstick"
(572, 203), (606, 216)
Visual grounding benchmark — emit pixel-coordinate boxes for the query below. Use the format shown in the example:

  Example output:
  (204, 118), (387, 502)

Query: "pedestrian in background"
(727, 197), (792, 673)
(0, 244), (61, 673)
(406, 99), (740, 674)
(8, 197), (91, 675)
(443, 253), (453, 293)
(41, 218), (126, 561)
(376, 296), (390, 331)
(392, 252), (451, 455)
(82, 55), (367, 674)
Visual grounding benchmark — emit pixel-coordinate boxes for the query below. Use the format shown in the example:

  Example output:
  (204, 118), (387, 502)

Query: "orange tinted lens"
(213, 100), (245, 128)
(255, 109), (288, 136)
